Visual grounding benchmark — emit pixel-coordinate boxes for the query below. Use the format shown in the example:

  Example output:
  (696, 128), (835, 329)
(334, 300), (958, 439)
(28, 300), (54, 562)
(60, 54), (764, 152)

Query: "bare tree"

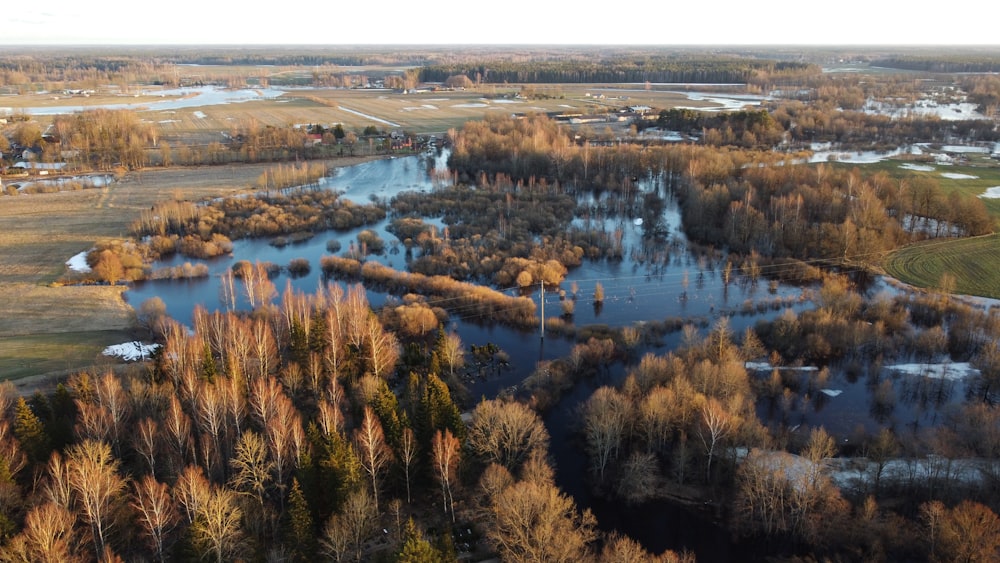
(163, 395), (194, 477)
(399, 427), (418, 504)
(488, 479), (597, 563)
(697, 396), (739, 482)
(237, 261), (277, 310)
(432, 429), (460, 521)
(467, 398), (549, 471)
(317, 399), (344, 437)
(639, 386), (676, 454)
(229, 431), (273, 511)
(600, 532), (692, 563)
(194, 381), (228, 480)
(582, 386), (631, 482)
(354, 406), (392, 513)
(365, 314), (400, 379)
(321, 489), (376, 563)
(174, 465), (211, 526)
(41, 451), (73, 510)
(16, 502), (80, 563)
(615, 451), (660, 505)
(67, 440), (126, 556)
(191, 487), (244, 563)
(439, 332), (465, 379)
(133, 417), (160, 479)
(94, 371), (130, 457)
(265, 391), (303, 508)
(249, 317), (278, 380)
(132, 475), (178, 563)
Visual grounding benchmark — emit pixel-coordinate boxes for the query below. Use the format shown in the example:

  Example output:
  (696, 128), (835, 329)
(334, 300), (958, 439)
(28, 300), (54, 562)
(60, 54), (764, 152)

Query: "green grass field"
(0, 330), (130, 382)
(884, 234), (1000, 298)
(857, 155), (1000, 298)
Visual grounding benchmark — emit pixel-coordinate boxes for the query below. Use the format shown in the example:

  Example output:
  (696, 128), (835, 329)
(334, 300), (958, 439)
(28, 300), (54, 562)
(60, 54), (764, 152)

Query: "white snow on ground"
(884, 362), (979, 380)
(898, 163), (935, 172)
(337, 106), (400, 127)
(828, 456), (992, 492)
(745, 361), (819, 372)
(66, 251), (92, 273)
(940, 172), (979, 180)
(979, 186), (1000, 199)
(735, 448), (994, 495)
(103, 342), (161, 361)
(941, 145), (991, 153)
(192, 110), (206, 119)
(820, 389), (843, 397)
(452, 103), (488, 108)
(491, 99), (522, 104)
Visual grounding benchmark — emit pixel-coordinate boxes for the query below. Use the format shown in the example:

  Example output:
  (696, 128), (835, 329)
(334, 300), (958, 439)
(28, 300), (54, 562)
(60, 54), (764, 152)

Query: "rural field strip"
(337, 106), (401, 127)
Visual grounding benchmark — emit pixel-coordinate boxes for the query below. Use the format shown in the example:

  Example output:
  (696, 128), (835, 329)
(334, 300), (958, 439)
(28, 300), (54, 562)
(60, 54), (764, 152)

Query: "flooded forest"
(3, 47), (1000, 562)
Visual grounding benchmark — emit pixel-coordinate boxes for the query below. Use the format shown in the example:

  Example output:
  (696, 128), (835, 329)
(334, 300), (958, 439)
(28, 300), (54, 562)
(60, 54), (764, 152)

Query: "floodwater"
(124, 152), (970, 559)
(17, 86), (287, 115)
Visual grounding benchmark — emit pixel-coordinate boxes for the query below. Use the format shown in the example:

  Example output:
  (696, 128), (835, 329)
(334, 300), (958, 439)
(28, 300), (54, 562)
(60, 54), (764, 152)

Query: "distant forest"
(872, 56), (1000, 73)
(420, 59), (818, 85)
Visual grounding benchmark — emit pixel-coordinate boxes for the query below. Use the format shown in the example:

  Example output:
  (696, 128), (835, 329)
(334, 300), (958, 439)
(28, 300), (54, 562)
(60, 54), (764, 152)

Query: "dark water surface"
(125, 153), (967, 560)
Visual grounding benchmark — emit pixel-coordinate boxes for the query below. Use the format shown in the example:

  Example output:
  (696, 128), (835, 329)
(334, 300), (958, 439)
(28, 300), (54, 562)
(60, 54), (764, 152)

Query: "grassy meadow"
(884, 234), (1000, 298)
(859, 155), (1000, 298)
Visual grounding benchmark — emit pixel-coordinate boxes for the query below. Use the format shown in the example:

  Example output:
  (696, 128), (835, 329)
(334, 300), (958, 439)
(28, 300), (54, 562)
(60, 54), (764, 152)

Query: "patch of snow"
(491, 99), (522, 104)
(558, 104), (574, 108)
(885, 362), (979, 380)
(452, 103), (488, 108)
(103, 342), (161, 361)
(979, 186), (1000, 199)
(898, 163), (935, 172)
(820, 389), (843, 397)
(940, 172), (979, 180)
(337, 106), (400, 127)
(941, 145), (990, 153)
(66, 251), (92, 273)
(192, 110), (206, 119)
(745, 361), (819, 372)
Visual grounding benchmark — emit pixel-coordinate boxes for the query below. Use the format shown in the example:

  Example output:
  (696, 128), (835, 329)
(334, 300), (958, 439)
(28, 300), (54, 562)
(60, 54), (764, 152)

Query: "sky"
(3, 0), (1000, 46)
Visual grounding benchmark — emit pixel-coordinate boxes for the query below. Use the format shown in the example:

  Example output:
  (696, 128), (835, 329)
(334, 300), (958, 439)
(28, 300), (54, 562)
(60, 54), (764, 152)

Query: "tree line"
(421, 58), (818, 86)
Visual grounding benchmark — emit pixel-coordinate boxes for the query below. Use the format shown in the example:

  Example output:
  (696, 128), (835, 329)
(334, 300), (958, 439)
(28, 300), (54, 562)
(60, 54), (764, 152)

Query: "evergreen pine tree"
(12, 397), (49, 464)
(285, 478), (317, 562)
(394, 518), (440, 563)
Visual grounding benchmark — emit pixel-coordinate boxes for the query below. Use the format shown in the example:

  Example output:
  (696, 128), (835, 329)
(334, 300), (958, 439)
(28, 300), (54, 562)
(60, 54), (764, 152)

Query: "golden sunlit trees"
(431, 429), (460, 522)
(191, 487), (244, 563)
(131, 475), (178, 563)
(67, 439), (126, 557)
(467, 398), (549, 472)
(923, 499), (1000, 563)
(582, 386), (631, 482)
(697, 395), (741, 482)
(354, 406), (392, 514)
(487, 478), (597, 563)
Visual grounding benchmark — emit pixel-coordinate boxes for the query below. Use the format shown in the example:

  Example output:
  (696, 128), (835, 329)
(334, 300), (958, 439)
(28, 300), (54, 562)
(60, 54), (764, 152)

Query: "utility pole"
(540, 279), (544, 340)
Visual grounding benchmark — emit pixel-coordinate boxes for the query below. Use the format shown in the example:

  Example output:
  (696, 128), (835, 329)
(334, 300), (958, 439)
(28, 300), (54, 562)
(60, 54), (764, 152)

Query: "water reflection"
(123, 152), (973, 559)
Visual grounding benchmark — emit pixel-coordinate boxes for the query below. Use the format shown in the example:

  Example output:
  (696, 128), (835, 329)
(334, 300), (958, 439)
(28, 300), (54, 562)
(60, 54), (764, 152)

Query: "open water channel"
(125, 152), (972, 559)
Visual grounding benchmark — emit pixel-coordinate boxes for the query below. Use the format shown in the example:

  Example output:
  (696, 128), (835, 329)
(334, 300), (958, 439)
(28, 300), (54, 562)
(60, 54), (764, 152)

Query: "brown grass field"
(0, 155), (383, 385)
